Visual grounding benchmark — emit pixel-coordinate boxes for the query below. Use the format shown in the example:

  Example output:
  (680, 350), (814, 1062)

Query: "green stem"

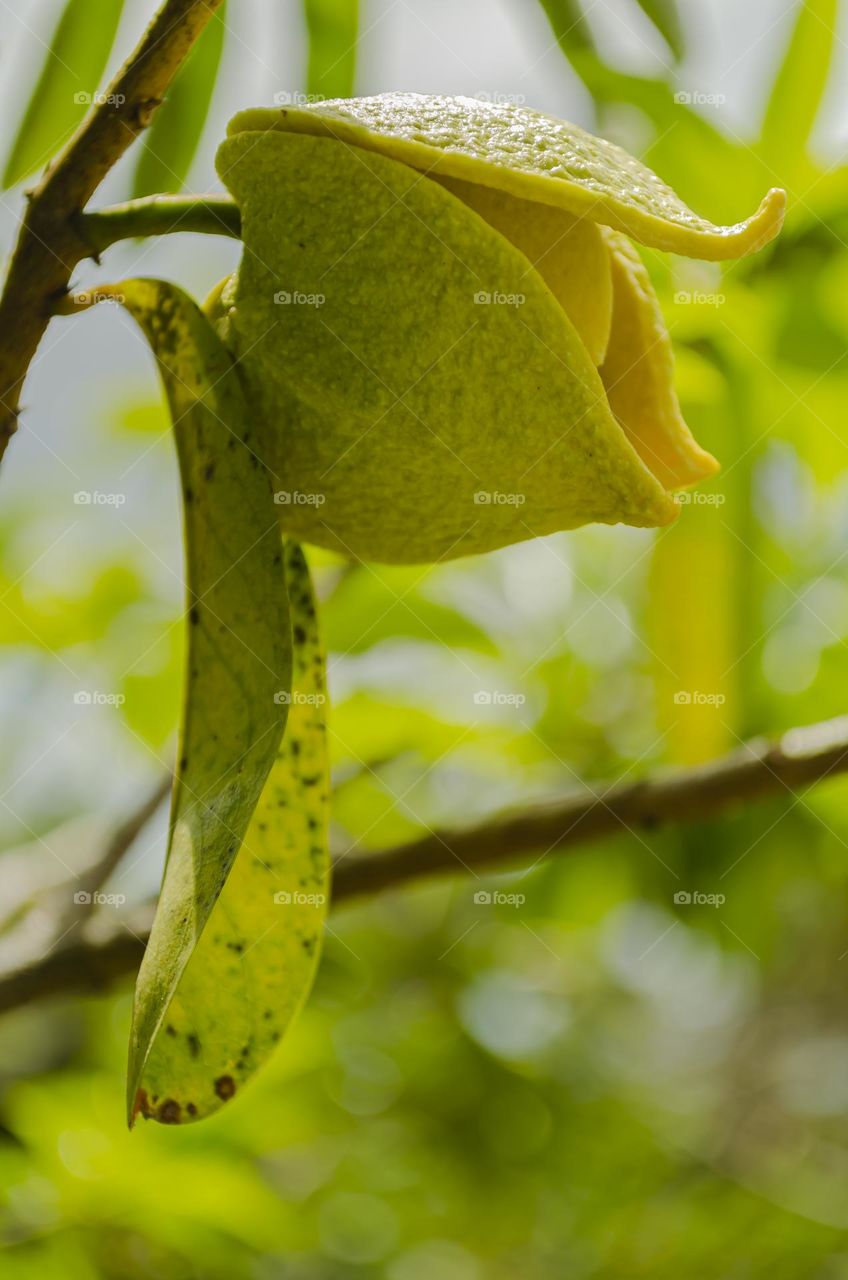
(74, 195), (242, 256)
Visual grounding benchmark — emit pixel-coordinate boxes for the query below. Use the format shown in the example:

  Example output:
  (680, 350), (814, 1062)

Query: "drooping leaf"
(760, 0), (837, 184)
(229, 92), (785, 258)
(79, 279), (297, 1123)
(3, 0), (125, 188)
(304, 0), (359, 100)
(133, 540), (329, 1124)
(132, 1), (228, 196)
(634, 0), (684, 61)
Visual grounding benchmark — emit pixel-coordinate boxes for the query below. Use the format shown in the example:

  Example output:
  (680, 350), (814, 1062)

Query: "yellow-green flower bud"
(212, 93), (784, 563)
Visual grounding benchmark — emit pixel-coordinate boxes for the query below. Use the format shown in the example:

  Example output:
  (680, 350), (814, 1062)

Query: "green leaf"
(760, 0), (837, 181)
(633, 0), (684, 62)
(534, 0), (596, 57)
(132, 1), (227, 197)
(3, 0), (124, 188)
(304, 0), (359, 100)
(82, 279), (313, 1124)
(133, 541), (329, 1125)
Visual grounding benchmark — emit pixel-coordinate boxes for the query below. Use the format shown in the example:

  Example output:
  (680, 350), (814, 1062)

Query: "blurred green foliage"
(3, 0), (848, 1275)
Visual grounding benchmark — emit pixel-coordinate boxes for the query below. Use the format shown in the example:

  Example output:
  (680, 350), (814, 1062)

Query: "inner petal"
(435, 174), (613, 366)
(599, 230), (719, 491)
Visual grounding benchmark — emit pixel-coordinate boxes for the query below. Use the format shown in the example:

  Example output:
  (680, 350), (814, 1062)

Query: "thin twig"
(0, 0), (226, 462)
(1, 716), (847, 1013)
(75, 196), (241, 254)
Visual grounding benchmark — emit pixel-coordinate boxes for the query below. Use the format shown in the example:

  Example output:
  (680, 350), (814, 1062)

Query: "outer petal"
(215, 129), (677, 563)
(599, 231), (719, 491)
(435, 174), (612, 365)
(227, 94), (785, 262)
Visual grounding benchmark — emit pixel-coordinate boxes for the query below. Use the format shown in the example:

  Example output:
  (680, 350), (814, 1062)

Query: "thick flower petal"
(216, 129), (677, 563)
(228, 93), (785, 261)
(599, 231), (719, 490)
(435, 175), (613, 365)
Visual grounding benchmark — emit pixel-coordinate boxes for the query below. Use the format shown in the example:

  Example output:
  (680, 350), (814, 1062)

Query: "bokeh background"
(2, 0), (848, 1275)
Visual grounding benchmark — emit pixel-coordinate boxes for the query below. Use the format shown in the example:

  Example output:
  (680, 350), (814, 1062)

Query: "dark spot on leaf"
(214, 1075), (236, 1101)
(294, 624), (306, 645)
(188, 1033), (201, 1059)
(159, 1099), (182, 1124)
(165, 1024), (178, 1038)
(203, 462), (216, 481)
(189, 606), (200, 625)
(187, 1103), (197, 1116)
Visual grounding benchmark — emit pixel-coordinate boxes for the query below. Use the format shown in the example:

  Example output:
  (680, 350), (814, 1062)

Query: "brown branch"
(0, 0), (226, 462)
(1, 716), (847, 1014)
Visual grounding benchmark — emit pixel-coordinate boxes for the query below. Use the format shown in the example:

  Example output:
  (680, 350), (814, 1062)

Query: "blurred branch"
(76, 196), (241, 254)
(53, 772), (172, 939)
(0, 0), (226, 463)
(1, 716), (847, 1013)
